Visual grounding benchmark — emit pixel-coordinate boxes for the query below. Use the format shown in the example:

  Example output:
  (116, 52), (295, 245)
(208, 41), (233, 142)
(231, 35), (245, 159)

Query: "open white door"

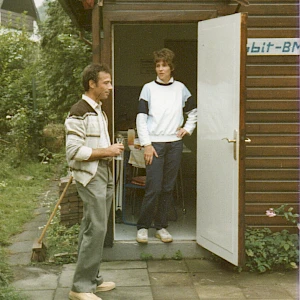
(197, 13), (247, 266)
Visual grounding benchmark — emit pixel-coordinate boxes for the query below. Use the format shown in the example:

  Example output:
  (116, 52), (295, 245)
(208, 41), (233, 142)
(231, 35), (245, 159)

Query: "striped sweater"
(65, 97), (109, 186)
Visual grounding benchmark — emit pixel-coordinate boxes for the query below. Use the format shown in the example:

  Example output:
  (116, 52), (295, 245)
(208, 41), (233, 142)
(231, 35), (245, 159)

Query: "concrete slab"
(191, 271), (241, 286)
(152, 285), (200, 300)
(95, 287), (153, 300)
(9, 228), (38, 242)
(194, 284), (247, 299)
(57, 265), (75, 288)
(8, 252), (32, 266)
(149, 272), (193, 286)
(8, 240), (33, 253)
(241, 285), (294, 299)
(147, 260), (188, 272)
(102, 240), (209, 261)
(21, 290), (55, 300)
(54, 287), (70, 300)
(185, 258), (229, 272)
(101, 260), (147, 270)
(100, 269), (150, 287)
(12, 265), (62, 291)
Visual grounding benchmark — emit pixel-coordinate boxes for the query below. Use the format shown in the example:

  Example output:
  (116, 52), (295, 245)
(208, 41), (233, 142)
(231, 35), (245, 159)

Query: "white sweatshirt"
(136, 77), (197, 146)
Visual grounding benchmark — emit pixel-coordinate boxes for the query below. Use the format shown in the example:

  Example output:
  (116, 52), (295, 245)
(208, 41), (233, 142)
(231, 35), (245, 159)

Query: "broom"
(31, 176), (73, 262)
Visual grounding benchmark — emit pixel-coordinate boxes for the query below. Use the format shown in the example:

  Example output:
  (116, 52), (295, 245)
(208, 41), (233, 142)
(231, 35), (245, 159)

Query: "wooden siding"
(102, 0), (299, 232)
(244, 1), (299, 232)
(60, 0), (300, 233)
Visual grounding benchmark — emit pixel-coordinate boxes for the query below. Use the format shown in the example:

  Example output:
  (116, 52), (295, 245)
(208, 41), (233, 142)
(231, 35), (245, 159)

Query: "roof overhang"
(58, 0), (93, 31)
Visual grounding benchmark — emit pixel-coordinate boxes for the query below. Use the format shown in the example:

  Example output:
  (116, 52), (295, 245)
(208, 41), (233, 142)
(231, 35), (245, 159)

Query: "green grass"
(0, 155), (65, 298)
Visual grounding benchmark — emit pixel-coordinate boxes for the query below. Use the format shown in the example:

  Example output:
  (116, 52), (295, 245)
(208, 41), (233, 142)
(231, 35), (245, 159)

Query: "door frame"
(101, 10), (247, 262)
(102, 9), (218, 244)
(238, 12), (247, 265)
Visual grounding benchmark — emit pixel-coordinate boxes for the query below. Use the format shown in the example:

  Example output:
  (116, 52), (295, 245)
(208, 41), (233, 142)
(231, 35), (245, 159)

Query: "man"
(65, 63), (124, 300)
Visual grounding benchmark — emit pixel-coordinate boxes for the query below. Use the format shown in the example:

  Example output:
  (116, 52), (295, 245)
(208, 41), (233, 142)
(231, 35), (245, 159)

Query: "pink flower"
(266, 208), (276, 217)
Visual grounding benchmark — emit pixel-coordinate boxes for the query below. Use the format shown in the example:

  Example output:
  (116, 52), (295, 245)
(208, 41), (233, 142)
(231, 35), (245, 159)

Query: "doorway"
(113, 23), (198, 241)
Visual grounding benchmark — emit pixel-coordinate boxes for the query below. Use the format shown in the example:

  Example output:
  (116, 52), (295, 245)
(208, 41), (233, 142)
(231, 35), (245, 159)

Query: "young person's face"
(155, 60), (172, 83)
(90, 71), (112, 102)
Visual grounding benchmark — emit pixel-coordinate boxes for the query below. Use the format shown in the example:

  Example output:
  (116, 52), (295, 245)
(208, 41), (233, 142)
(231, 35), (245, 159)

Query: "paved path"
(7, 184), (299, 300)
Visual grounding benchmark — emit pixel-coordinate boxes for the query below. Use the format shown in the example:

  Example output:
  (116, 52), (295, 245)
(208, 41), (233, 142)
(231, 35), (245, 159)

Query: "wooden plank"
(245, 204), (299, 214)
(246, 181), (299, 192)
(246, 123), (300, 134)
(246, 170), (299, 180)
(246, 100), (299, 111)
(245, 192), (299, 203)
(247, 77), (299, 88)
(248, 29), (299, 38)
(244, 135), (300, 146)
(245, 215), (296, 226)
(245, 158), (299, 169)
(247, 89), (299, 100)
(246, 225), (298, 234)
(246, 112), (299, 123)
(246, 146), (299, 157)
(247, 65), (299, 76)
(238, 4), (299, 16)
(247, 56), (299, 64)
(248, 16), (299, 28)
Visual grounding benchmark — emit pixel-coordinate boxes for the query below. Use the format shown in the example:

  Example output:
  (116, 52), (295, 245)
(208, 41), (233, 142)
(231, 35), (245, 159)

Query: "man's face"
(92, 71), (112, 102)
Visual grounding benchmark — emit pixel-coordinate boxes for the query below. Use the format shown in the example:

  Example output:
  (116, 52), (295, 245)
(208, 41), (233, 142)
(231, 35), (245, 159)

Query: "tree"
(37, 0), (92, 122)
(0, 0), (92, 161)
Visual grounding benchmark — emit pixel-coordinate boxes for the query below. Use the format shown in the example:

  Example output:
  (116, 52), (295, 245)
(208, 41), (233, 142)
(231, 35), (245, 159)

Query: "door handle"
(245, 138), (251, 143)
(222, 138), (236, 143)
(222, 130), (238, 160)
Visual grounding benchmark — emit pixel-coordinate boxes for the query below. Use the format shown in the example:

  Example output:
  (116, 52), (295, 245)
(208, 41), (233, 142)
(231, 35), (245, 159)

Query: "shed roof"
(58, 0), (92, 31)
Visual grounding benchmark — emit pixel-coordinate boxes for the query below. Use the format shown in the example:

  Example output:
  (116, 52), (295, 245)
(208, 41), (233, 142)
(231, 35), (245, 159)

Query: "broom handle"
(37, 176), (73, 244)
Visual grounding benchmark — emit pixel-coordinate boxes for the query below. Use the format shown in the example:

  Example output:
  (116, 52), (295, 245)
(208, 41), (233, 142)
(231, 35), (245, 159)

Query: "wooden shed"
(58, 0), (299, 265)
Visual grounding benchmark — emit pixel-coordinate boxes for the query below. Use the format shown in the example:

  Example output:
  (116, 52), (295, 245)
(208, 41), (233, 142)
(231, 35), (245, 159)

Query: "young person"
(136, 48), (197, 243)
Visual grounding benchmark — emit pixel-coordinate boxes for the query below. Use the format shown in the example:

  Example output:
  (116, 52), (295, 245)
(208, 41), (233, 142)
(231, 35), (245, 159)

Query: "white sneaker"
(155, 228), (173, 243)
(136, 228), (148, 243)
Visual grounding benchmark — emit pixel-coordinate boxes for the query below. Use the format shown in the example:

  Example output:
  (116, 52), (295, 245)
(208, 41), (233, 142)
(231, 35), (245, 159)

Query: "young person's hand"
(144, 145), (158, 165)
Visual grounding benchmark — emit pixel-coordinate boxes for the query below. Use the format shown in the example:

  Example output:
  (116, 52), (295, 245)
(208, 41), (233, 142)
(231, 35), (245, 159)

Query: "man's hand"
(108, 143), (124, 157)
(144, 144), (158, 165)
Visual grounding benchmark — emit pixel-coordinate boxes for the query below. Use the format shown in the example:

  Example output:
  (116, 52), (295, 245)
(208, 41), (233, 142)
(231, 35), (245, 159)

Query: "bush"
(245, 227), (299, 273)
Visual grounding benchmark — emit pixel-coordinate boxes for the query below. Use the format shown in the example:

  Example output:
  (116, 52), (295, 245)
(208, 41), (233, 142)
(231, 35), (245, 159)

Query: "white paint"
(197, 13), (243, 266)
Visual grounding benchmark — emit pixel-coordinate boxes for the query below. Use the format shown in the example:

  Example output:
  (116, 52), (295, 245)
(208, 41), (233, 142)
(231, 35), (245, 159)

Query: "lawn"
(0, 156), (65, 299)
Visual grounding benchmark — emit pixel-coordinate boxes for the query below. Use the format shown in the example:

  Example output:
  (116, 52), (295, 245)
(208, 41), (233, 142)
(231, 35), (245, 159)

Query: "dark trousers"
(137, 140), (183, 230)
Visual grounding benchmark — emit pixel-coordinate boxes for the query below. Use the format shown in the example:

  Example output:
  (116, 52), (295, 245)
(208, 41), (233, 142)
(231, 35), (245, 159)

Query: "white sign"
(247, 38), (300, 55)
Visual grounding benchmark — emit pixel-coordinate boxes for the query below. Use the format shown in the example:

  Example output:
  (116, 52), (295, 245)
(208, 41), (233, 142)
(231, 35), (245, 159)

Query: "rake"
(31, 176), (73, 262)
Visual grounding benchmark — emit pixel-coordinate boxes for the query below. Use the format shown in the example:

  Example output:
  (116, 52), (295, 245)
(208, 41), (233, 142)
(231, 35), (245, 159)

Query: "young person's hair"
(82, 63), (111, 91)
(153, 48), (175, 71)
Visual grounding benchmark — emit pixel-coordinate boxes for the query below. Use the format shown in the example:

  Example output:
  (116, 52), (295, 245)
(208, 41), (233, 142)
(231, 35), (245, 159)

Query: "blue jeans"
(137, 140), (183, 230)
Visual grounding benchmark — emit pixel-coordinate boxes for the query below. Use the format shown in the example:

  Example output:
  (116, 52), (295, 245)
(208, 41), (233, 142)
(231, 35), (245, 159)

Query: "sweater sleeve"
(65, 116), (92, 162)
(182, 86), (197, 135)
(136, 84), (152, 146)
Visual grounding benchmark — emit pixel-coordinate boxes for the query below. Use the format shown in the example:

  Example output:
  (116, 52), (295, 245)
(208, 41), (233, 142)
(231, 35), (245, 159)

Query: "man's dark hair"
(82, 63), (111, 92)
